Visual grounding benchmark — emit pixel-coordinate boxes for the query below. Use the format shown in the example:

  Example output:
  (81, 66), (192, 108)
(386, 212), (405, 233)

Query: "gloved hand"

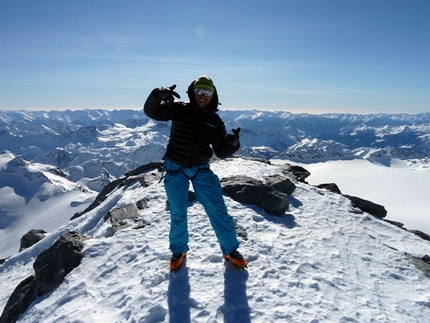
(232, 127), (241, 146)
(153, 84), (181, 103)
(226, 127), (241, 147)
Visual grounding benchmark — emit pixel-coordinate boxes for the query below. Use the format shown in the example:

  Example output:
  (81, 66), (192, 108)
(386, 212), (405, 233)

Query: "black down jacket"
(143, 80), (239, 167)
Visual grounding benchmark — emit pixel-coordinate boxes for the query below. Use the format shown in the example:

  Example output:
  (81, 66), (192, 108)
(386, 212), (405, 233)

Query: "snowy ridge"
(1, 158), (430, 322)
(0, 151), (97, 259)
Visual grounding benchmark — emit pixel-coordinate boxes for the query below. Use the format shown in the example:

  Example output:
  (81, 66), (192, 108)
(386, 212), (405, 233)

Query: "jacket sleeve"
(143, 89), (175, 121)
(211, 120), (240, 159)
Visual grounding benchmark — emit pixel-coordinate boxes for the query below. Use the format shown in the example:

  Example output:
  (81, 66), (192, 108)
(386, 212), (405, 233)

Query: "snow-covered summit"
(1, 158), (430, 322)
(1, 109), (430, 321)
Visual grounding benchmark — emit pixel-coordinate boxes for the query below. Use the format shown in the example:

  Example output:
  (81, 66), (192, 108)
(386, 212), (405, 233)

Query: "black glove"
(154, 84), (181, 103)
(226, 127), (241, 147)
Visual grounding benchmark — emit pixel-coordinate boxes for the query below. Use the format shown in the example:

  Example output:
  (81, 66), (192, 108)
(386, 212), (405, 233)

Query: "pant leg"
(164, 169), (190, 254)
(192, 168), (239, 255)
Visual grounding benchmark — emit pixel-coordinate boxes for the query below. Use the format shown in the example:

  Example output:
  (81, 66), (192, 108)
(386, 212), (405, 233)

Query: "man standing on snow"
(144, 75), (246, 271)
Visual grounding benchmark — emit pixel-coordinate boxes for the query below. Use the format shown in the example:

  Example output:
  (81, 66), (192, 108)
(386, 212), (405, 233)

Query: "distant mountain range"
(1, 109), (429, 192)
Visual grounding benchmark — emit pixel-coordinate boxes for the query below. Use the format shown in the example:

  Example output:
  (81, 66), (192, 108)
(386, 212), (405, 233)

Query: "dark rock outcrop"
(19, 229), (47, 252)
(316, 183), (387, 218)
(408, 230), (430, 242)
(136, 198), (149, 210)
(71, 162), (163, 220)
(316, 183), (342, 194)
(276, 164), (311, 182)
(264, 175), (296, 195)
(0, 231), (84, 323)
(220, 175), (294, 215)
(343, 195), (387, 219)
(104, 203), (141, 234)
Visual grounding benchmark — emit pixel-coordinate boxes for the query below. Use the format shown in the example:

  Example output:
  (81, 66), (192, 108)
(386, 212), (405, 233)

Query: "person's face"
(194, 88), (214, 109)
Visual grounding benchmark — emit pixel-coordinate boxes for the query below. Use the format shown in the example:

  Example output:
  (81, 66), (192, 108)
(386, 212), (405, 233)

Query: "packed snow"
(1, 158), (430, 322)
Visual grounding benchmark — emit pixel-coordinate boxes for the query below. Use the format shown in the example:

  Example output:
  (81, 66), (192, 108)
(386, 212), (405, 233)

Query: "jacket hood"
(187, 80), (220, 112)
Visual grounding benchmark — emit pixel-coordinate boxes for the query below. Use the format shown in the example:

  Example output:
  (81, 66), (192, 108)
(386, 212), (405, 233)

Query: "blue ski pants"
(163, 160), (239, 255)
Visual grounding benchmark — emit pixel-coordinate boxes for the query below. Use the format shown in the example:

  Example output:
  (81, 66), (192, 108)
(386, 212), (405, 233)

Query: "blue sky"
(1, 0), (429, 114)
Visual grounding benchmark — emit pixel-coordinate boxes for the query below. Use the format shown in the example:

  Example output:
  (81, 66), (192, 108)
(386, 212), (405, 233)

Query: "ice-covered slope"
(1, 158), (430, 322)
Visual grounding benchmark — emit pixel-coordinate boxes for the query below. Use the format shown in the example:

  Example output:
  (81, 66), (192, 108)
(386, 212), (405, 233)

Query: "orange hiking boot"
(224, 250), (247, 268)
(170, 253), (186, 271)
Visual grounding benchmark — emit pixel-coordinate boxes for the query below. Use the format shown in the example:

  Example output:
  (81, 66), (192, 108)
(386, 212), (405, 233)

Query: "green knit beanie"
(194, 75), (215, 92)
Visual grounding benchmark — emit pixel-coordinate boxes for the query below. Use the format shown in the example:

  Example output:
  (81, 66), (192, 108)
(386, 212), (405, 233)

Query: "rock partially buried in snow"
(19, 229), (47, 252)
(343, 194), (387, 219)
(220, 175), (293, 216)
(0, 231), (84, 323)
(316, 183), (387, 218)
(104, 203), (141, 234)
